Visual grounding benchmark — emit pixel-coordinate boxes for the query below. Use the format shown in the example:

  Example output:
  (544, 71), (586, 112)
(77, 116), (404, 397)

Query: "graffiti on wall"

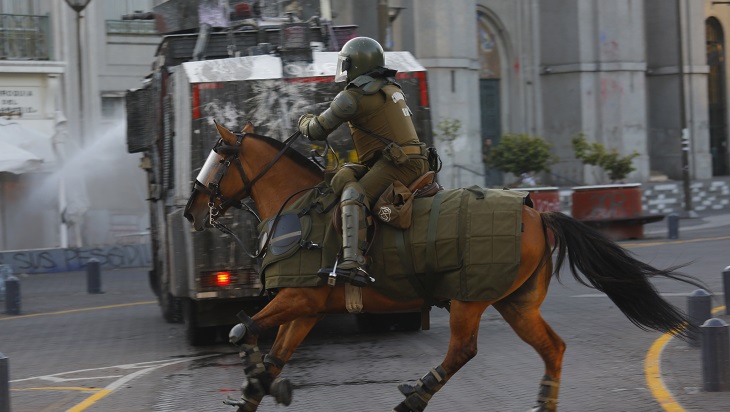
(0, 244), (152, 274)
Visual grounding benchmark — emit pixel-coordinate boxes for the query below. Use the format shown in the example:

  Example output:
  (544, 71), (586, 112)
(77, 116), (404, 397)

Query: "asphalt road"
(2, 213), (729, 411)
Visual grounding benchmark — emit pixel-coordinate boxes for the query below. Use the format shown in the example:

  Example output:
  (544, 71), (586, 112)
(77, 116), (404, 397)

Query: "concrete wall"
(541, 0), (649, 186)
(646, 0), (712, 181)
(332, 0), (724, 188)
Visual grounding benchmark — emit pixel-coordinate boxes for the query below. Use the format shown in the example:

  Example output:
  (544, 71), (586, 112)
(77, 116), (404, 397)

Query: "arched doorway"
(477, 11), (503, 186)
(707, 17), (729, 176)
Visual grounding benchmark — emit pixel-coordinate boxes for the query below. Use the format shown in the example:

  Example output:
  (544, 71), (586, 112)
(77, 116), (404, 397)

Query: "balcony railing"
(106, 19), (157, 35)
(0, 14), (50, 60)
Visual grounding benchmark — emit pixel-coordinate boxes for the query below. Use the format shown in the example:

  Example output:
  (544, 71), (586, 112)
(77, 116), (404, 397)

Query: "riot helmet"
(334, 37), (385, 83)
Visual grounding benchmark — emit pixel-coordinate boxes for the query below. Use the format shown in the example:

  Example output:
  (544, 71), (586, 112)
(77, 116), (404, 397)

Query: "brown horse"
(184, 122), (702, 412)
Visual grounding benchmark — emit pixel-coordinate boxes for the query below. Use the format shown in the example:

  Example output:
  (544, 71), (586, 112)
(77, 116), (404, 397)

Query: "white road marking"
(10, 355), (219, 384)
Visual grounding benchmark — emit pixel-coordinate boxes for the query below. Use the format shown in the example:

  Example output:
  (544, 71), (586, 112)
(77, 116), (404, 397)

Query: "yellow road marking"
(0, 301), (155, 321)
(66, 389), (114, 412)
(645, 306), (726, 411)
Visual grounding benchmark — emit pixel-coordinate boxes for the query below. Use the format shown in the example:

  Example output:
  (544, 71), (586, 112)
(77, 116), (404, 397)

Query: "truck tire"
(160, 290), (182, 323)
(356, 312), (422, 333)
(183, 299), (219, 346)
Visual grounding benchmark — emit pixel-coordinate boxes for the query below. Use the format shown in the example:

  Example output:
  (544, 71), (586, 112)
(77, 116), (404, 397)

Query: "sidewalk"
(637, 210), (730, 412)
(642, 209), (730, 238)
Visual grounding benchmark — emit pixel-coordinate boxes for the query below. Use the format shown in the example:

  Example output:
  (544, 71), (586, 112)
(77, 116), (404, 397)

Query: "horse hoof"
(270, 377), (293, 406)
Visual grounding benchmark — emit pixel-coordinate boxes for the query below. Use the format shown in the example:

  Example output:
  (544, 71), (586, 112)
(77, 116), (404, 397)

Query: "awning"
(0, 140), (42, 174)
(0, 120), (56, 174)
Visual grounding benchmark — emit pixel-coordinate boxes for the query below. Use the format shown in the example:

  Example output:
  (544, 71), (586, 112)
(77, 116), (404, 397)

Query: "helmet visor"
(334, 55), (350, 83)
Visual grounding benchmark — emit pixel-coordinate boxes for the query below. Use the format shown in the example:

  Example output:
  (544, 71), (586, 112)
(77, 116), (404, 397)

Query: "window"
(101, 96), (125, 121)
(104, 0), (154, 20)
(0, 0), (42, 15)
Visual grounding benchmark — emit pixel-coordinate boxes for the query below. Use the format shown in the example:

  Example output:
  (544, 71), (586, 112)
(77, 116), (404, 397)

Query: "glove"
(298, 114), (328, 141)
(298, 114), (315, 139)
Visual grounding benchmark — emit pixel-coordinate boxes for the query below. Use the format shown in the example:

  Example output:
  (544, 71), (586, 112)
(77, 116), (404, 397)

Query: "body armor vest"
(348, 82), (420, 162)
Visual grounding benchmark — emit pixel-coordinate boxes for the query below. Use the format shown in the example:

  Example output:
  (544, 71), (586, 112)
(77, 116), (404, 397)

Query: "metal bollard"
(701, 318), (730, 392)
(0, 264), (12, 302)
(1, 352), (10, 412)
(86, 258), (102, 294)
(4, 276), (20, 316)
(667, 213), (679, 239)
(687, 289), (712, 347)
(724, 266), (730, 316)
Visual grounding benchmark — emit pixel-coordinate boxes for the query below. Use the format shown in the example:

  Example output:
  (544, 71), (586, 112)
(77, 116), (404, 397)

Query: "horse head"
(184, 121), (324, 232)
(184, 121), (254, 232)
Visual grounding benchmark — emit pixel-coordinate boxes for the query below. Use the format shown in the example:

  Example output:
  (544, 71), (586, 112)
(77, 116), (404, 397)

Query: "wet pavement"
(1, 209), (729, 411)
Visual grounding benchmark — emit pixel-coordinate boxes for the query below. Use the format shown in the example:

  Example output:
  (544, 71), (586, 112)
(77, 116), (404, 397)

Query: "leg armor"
(530, 375), (560, 412)
(339, 181), (369, 271)
(393, 365), (449, 412)
(224, 311), (292, 410)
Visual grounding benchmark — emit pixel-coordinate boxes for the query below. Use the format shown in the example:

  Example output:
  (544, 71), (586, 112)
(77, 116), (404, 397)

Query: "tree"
(571, 134), (639, 183)
(486, 134), (556, 186)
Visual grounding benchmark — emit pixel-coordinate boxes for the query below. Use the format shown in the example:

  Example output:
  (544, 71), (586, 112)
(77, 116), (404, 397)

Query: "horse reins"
(197, 130), (325, 259)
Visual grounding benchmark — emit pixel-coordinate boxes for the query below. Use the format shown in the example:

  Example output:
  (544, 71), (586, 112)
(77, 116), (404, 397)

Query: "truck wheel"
(183, 299), (218, 346)
(160, 291), (182, 323)
(356, 312), (422, 333)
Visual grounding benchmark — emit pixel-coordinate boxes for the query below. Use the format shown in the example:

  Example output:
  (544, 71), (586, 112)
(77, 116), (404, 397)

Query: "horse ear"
(214, 120), (238, 146)
(241, 122), (254, 134)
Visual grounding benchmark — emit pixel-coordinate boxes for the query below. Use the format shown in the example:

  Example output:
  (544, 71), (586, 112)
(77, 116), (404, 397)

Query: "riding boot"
(339, 182), (370, 277)
(317, 182), (373, 286)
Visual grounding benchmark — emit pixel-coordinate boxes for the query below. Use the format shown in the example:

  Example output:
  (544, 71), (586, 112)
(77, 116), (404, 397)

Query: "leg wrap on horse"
(263, 354), (286, 371)
(394, 365), (449, 412)
(225, 311), (279, 411)
(530, 375), (560, 412)
(229, 310), (262, 346)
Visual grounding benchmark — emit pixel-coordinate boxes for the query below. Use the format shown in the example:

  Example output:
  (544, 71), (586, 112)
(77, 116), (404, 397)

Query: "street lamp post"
(676, 0), (695, 217)
(64, 0), (92, 146)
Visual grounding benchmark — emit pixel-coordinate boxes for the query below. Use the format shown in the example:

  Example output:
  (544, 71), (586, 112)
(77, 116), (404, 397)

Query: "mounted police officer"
(298, 36), (429, 283)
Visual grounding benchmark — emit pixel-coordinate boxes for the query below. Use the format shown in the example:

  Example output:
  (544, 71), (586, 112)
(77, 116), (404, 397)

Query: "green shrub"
(486, 134), (556, 180)
(571, 134), (639, 183)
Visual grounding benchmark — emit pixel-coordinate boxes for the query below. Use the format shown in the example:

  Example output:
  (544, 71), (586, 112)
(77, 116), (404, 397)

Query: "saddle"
(409, 171), (442, 199)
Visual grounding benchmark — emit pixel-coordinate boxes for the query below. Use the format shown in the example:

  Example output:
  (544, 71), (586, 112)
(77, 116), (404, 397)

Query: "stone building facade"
(333, 0), (729, 190)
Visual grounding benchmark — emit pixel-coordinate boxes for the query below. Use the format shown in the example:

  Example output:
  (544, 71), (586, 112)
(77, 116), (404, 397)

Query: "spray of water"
(16, 120), (149, 248)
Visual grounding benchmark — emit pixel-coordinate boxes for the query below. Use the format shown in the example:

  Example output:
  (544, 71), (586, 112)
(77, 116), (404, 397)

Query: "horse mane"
(247, 133), (325, 178)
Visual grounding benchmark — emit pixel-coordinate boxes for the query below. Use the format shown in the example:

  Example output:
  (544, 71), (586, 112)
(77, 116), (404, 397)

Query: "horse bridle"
(190, 129), (305, 258)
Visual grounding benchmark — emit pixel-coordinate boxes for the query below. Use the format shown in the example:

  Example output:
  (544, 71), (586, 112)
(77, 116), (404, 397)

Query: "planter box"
(571, 183), (653, 240)
(522, 187), (561, 212)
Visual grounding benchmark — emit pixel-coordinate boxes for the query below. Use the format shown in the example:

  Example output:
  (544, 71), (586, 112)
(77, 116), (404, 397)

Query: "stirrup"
(318, 266), (374, 287)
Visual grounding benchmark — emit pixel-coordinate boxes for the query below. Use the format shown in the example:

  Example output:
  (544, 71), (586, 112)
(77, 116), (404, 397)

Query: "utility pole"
(378, 0), (389, 47)
(676, 0), (695, 217)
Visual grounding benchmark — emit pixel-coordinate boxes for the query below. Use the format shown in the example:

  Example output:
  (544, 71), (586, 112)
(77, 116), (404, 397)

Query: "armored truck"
(126, 22), (433, 345)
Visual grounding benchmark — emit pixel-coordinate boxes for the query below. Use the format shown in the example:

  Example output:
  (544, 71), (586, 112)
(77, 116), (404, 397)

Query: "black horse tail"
(540, 211), (706, 341)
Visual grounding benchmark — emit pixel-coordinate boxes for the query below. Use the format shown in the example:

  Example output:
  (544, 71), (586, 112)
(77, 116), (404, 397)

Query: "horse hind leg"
(493, 266), (565, 412)
(394, 300), (491, 412)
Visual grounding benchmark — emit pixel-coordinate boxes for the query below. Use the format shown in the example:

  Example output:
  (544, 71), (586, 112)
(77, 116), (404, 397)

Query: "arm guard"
(300, 90), (360, 141)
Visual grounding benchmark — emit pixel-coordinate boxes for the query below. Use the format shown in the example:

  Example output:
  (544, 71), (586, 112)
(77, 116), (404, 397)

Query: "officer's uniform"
(300, 73), (428, 205)
(299, 72), (428, 276)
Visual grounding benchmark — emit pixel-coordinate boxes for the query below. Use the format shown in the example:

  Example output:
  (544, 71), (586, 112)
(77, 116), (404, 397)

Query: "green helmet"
(335, 37), (385, 83)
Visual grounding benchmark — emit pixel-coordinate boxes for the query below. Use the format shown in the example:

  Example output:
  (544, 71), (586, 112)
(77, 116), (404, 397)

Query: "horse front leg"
(394, 300), (491, 412)
(225, 287), (331, 411)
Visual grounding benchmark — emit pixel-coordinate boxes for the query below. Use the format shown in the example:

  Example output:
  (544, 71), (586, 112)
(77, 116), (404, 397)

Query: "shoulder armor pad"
(330, 90), (360, 118)
(348, 75), (387, 95)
